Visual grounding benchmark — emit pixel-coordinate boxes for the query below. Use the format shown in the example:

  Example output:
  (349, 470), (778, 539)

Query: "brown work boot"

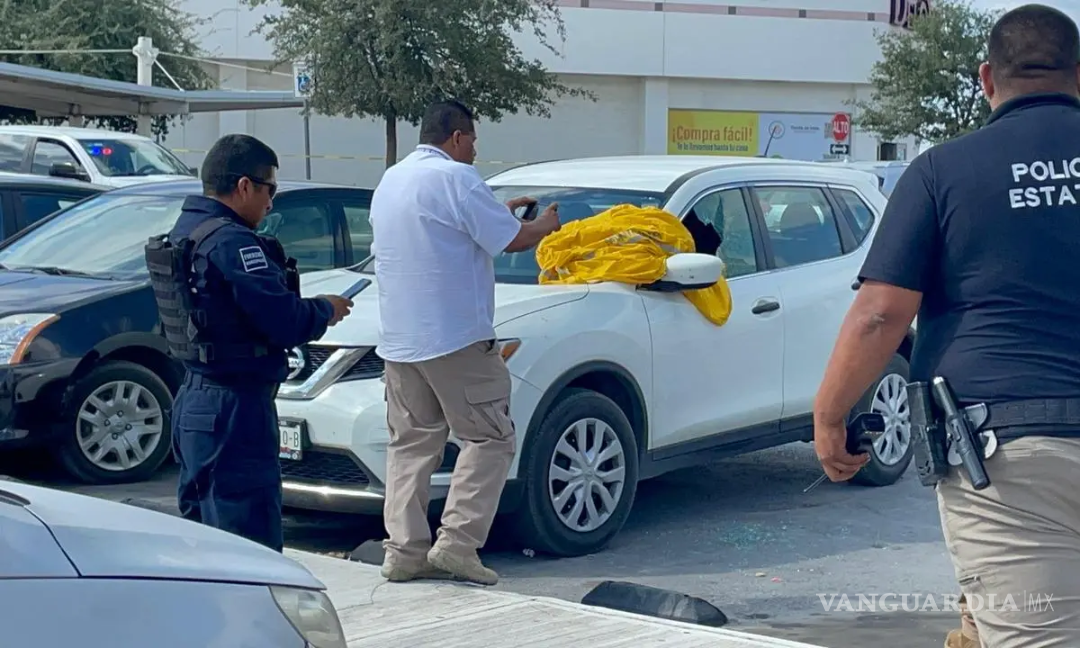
(427, 545), (499, 586)
(944, 629), (979, 648)
(380, 557), (461, 583)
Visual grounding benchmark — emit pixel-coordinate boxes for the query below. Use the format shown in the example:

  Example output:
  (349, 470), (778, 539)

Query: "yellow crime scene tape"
(169, 148), (524, 166)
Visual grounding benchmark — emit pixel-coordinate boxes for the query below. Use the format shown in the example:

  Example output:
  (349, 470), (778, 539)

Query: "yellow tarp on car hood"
(535, 204), (733, 326)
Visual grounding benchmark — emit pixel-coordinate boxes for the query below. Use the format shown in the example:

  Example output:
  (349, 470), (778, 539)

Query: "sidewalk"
(288, 550), (828, 648)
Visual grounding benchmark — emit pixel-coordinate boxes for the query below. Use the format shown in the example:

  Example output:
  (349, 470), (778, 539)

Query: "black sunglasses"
(230, 174), (277, 198)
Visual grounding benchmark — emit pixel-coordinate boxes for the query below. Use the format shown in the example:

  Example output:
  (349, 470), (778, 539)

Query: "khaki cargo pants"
(381, 340), (516, 567)
(938, 436), (1080, 647)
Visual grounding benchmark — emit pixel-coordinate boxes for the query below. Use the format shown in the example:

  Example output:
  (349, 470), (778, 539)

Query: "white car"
(0, 479), (347, 647)
(274, 156), (916, 557)
(0, 125), (195, 188)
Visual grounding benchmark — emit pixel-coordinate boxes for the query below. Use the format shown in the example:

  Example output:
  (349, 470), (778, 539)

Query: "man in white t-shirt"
(369, 100), (561, 586)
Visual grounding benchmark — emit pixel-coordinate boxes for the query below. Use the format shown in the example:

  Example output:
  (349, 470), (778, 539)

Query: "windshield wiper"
(16, 266), (107, 279)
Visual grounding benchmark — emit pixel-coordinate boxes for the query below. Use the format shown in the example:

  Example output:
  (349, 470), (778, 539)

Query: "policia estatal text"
(145, 135), (351, 551)
(813, 6), (1080, 647)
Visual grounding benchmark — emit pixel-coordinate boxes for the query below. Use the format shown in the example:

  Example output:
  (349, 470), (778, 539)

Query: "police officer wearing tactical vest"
(145, 134), (352, 551)
(814, 5), (1080, 646)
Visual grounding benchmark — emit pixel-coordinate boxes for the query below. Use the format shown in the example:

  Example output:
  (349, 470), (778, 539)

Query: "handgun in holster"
(907, 381), (950, 487)
(908, 379), (992, 490)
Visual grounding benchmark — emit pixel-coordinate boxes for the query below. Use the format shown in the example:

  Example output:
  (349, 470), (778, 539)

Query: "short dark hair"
(200, 134), (279, 196)
(418, 100), (475, 146)
(988, 4), (1080, 86)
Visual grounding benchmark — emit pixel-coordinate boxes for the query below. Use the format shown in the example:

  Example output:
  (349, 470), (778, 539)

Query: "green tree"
(852, 0), (999, 145)
(0, 0), (213, 136)
(243, 0), (595, 168)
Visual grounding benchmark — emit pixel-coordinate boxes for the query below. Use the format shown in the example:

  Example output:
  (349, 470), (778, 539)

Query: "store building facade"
(168, 0), (923, 186)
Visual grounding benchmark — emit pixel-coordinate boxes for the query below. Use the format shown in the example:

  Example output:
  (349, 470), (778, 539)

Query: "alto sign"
(890, 0), (931, 29)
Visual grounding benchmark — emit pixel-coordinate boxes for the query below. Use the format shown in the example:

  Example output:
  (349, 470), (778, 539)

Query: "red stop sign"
(831, 113), (850, 142)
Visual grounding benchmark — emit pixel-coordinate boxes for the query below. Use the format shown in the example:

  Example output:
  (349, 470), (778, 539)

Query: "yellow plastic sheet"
(535, 204), (733, 326)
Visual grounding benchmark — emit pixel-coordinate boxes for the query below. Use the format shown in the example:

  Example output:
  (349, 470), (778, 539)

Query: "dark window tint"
(257, 201), (336, 273)
(832, 187), (876, 244)
(683, 188), (759, 278)
(341, 199), (372, 262)
(31, 141), (82, 176)
(756, 186), (843, 269)
(0, 134), (29, 172)
(18, 192), (88, 228)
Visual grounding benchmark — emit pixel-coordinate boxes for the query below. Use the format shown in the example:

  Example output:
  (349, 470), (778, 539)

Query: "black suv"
(0, 179), (373, 484)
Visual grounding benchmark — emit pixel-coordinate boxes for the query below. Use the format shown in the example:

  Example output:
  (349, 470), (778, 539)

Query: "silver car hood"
(0, 481), (323, 589)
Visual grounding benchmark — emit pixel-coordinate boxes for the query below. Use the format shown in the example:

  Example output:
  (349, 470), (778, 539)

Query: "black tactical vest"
(144, 218), (300, 363)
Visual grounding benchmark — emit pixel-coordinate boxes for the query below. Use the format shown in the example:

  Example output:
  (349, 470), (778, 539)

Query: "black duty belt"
(984, 398), (1080, 427)
(981, 398), (1080, 439)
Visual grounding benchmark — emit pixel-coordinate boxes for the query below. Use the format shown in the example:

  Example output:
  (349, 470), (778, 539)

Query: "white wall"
(164, 0), (915, 185)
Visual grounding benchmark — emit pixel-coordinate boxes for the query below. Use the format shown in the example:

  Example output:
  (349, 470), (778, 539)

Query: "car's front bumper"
(275, 372), (541, 515)
(0, 358), (78, 449)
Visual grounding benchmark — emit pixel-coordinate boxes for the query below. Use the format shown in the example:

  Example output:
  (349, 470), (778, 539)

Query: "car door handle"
(751, 299), (781, 315)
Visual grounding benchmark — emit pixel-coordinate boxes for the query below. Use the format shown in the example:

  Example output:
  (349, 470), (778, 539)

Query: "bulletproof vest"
(145, 217), (278, 363)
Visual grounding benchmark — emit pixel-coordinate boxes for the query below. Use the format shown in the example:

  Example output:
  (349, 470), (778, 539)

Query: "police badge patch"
(239, 245), (269, 272)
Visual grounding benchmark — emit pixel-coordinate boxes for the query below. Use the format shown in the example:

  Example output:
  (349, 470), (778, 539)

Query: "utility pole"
(132, 36), (158, 137)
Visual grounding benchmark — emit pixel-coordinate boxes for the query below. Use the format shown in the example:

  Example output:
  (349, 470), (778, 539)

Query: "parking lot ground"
(3, 443), (959, 647)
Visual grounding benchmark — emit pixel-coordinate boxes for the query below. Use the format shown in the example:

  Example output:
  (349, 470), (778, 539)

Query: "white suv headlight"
(0, 313), (58, 365)
(269, 586), (347, 648)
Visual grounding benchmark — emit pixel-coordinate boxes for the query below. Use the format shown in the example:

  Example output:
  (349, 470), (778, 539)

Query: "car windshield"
(77, 138), (192, 177)
(0, 193), (186, 280)
(353, 185), (667, 284)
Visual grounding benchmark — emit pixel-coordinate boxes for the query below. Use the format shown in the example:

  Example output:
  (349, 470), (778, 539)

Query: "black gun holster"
(906, 381), (990, 487)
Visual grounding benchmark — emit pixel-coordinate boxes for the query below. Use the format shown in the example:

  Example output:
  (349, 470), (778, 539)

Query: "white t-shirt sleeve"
(458, 179), (523, 257)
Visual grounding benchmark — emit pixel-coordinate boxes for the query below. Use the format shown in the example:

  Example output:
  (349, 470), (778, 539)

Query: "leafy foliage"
(852, 0), (1000, 144)
(0, 0), (213, 136)
(243, 0), (595, 166)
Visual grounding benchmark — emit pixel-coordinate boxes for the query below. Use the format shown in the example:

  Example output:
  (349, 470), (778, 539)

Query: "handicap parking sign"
(293, 62), (314, 98)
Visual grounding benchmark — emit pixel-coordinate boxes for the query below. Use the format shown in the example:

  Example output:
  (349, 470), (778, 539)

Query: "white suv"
(274, 156), (916, 557)
(0, 126), (195, 188)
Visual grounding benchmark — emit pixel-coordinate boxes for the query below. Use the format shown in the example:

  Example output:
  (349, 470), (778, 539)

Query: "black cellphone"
(519, 200), (539, 221)
(340, 278), (371, 300)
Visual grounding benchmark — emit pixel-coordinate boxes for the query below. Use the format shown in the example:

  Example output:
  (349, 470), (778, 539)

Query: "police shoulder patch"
(238, 245), (269, 272)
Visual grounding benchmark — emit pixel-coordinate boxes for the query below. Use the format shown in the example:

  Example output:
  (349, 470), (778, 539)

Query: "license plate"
(279, 418), (305, 461)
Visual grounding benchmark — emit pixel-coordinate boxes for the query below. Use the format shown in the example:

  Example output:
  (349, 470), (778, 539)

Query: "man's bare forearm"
(504, 220), (552, 253)
(814, 291), (915, 426)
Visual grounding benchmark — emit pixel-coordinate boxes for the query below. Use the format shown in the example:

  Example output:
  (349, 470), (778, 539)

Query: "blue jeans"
(171, 373), (283, 552)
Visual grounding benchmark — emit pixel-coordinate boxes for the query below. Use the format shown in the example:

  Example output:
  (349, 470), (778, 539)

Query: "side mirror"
(49, 162), (90, 182)
(640, 253), (725, 292)
(188, 166), (198, 176)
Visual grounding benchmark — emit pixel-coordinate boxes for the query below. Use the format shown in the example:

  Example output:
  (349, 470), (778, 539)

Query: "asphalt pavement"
(3, 442), (959, 647)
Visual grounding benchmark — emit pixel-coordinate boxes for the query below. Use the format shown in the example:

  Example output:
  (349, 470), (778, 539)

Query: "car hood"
(103, 174), (194, 187)
(0, 271), (143, 316)
(301, 269), (588, 346)
(0, 481), (324, 589)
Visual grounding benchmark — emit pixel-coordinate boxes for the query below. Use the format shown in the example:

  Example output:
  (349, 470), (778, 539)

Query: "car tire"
(57, 360), (173, 485)
(850, 353), (912, 487)
(513, 388), (639, 557)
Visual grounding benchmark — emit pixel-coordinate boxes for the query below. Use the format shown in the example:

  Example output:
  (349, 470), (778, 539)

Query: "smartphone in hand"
(516, 200), (539, 222)
(340, 278), (371, 300)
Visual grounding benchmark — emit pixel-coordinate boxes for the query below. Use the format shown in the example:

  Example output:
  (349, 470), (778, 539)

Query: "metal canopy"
(0, 61), (304, 117)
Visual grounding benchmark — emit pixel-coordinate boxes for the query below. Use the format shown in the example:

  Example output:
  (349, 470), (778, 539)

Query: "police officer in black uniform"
(147, 134), (352, 551)
(813, 5), (1080, 646)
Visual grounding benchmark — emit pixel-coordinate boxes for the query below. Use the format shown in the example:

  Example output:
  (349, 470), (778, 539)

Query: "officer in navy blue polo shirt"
(813, 5), (1080, 646)
(164, 134), (353, 551)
